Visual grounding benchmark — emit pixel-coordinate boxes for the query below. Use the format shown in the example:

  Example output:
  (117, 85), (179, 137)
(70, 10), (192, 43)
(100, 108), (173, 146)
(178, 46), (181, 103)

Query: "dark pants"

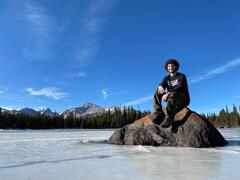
(153, 91), (190, 120)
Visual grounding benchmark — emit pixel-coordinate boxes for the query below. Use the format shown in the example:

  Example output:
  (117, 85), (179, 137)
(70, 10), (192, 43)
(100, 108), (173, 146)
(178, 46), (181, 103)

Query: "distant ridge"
(61, 103), (106, 118)
(0, 103), (106, 118)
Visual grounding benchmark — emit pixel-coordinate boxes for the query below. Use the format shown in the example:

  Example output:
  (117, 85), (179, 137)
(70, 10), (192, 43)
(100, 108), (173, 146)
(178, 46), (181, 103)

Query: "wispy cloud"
(234, 95), (240, 98)
(189, 58), (240, 84)
(124, 95), (152, 106)
(0, 91), (47, 105)
(76, 72), (87, 78)
(65, 71), (87, 78)
(19, 0), (57, 60)
(74, 0), (118, 66)
(101, 88), (127, 100)
(26, 87), (67, 100)
(0, 86), (10, 94)
(42, 76), (51, 82)
(101, 88), (109, 99)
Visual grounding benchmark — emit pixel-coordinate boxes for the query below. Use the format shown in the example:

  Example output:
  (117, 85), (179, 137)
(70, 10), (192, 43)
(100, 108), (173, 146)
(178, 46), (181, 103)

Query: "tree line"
(204, 104), (240, 128)
(0, 107), (149, 129)
(1, 104), (240, 129)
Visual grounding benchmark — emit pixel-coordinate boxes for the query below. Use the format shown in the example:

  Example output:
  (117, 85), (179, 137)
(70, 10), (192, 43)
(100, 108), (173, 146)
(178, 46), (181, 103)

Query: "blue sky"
(1, 0), (240, 113)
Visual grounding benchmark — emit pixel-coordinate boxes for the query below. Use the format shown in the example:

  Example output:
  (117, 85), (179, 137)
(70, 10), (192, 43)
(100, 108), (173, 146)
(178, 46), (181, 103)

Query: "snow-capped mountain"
(105, 106), (118, 113)
(62, 103), (106, 118)
(19, 107), (38, 117)
(0, 103), (106, 118)
(0, 108), (19, 115)
(39, 108), (57, 117)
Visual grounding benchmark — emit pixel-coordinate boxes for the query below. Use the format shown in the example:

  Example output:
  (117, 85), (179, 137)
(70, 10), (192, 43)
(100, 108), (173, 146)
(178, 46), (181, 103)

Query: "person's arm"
(162, 92), (170, 101)
(157, 76), (168, 94)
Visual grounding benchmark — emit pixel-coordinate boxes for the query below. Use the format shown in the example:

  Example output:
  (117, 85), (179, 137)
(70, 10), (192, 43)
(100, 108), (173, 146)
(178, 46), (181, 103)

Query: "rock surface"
(107, 108), (227, 147)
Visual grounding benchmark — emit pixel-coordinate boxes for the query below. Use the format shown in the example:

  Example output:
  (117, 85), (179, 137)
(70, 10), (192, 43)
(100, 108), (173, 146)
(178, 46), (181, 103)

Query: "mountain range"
(0, 103), (107, 118)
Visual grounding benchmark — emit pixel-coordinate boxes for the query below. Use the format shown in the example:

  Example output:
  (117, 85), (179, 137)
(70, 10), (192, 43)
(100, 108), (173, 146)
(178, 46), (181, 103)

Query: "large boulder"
(107, 108), (227, 147)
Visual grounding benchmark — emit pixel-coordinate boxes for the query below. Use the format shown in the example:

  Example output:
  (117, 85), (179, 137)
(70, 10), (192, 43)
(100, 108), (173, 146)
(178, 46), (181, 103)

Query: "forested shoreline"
(203, 104), (240, 128)
(0, 105), (240, 129)
(0, 107), (149, 129)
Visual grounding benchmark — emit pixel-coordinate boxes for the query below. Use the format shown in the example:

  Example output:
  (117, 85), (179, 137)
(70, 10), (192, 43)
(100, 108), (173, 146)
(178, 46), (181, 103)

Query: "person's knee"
(168, 98), (174, 106)
(167, 94), (175, 105)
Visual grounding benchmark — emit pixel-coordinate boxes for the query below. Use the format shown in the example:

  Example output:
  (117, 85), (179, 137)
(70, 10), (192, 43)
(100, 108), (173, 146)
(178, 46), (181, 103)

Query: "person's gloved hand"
(162, 92), (170, 102)
(157, 85), (164, 94)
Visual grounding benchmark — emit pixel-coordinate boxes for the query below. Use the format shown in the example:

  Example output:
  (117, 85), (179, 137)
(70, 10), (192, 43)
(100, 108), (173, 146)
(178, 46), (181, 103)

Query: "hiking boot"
(161, 117), (174, 128)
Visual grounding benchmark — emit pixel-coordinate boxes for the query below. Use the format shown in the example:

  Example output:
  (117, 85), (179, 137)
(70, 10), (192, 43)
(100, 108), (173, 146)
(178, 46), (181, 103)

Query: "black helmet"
(164, 59), (179, 71)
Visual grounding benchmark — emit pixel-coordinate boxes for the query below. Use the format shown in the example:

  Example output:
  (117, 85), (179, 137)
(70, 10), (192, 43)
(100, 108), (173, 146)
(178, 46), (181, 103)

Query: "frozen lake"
(0, 128), (240, 180)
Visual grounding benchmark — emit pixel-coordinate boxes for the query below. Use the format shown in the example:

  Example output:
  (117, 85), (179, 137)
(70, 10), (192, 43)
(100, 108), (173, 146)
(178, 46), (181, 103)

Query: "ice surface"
(0, 129), (240, 180)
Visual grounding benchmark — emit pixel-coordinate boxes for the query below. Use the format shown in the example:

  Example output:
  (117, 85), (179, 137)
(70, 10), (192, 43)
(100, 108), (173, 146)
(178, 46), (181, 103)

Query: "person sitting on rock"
(153, 58), (190, 128)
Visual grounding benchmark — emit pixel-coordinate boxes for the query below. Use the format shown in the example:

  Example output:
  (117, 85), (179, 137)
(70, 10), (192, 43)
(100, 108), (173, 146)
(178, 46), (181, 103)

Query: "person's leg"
(161, 92), (175, 128)
(173, 93), (190, 113)
(161, 92), (189, 128)
(153, 90), (163, 113)
(152, 90), (164, 123)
